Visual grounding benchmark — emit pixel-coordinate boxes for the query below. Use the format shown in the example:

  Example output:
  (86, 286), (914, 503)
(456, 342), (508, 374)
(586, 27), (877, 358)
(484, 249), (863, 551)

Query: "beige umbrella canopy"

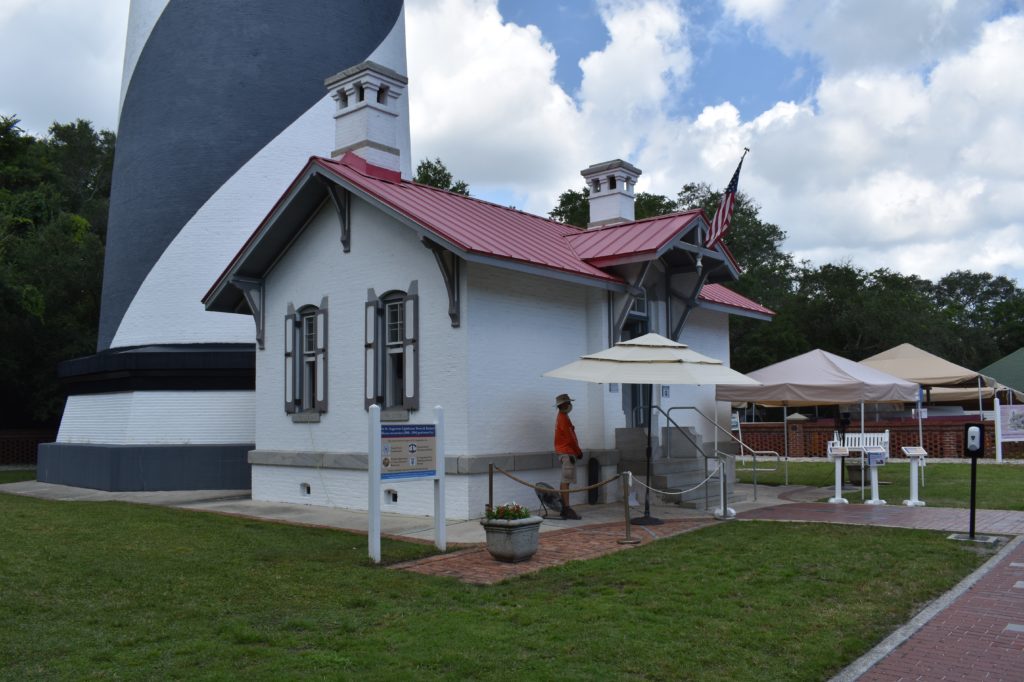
(544, 333), (757, 523)
(860, 343), (988, 388)
(543, 333), (760, 387)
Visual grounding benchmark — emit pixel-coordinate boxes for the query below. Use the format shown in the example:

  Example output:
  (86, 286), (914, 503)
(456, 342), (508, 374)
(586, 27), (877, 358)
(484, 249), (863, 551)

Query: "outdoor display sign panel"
(1000, 405), (1024, 442)
(864, 445), (887, 467)
(368, 406), (446, 563)
(381, 424), (436, 480)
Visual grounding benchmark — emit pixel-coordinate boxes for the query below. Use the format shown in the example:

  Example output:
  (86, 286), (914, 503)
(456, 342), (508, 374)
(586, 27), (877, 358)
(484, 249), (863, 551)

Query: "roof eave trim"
(698, 301), (774, 321)
(204, 162), (325, 313)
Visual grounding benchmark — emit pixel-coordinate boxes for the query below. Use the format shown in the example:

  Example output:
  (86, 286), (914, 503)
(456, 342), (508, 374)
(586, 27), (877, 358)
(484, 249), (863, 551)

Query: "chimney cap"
(324, 60), (408, 89)
(581, 159), (642, 178)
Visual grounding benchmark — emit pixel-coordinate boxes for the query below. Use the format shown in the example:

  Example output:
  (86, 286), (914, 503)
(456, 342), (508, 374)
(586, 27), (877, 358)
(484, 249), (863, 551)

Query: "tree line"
(2, 118), (1020, 428)
(1, 117), (111, 428)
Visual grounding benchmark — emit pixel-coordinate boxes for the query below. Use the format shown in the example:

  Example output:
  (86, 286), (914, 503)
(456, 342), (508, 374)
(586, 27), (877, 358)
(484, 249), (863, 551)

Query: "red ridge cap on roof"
(330, 152), (402, 183)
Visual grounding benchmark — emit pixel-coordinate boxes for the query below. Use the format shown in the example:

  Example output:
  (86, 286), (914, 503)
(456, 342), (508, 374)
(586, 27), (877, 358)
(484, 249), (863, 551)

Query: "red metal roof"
(316, 155), (620, 284)
(699, 283), (774, 317)
(566, 210), (703, 265)
(209, 152), (771, 317)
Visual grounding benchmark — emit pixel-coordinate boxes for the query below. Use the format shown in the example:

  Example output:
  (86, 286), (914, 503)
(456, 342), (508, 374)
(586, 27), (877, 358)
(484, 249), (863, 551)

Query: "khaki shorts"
(558, 454), (577, 485)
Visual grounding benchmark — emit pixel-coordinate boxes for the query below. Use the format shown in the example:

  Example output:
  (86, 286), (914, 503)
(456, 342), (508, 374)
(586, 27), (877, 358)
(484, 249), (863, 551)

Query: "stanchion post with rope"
(487, 462), (494, 515)
(618, 471), (640, 545)
(493, 466), (633, 544)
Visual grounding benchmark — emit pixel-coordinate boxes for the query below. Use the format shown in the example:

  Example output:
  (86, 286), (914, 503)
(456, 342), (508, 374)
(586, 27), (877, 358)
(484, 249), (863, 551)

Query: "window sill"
(291, 411), (322, 423)
(380, 408), (410, 422)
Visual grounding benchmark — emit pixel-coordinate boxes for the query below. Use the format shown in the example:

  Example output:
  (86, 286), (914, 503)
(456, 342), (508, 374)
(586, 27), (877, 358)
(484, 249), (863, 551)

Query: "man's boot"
(561, 506), (581, 520)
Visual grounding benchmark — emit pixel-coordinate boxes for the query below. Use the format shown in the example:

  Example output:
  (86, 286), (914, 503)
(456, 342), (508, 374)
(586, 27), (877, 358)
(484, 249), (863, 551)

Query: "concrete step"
(619, 457), (705, 478)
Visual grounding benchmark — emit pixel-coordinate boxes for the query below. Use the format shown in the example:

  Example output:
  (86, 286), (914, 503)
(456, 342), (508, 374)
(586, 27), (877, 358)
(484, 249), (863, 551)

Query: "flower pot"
(480, 515), (543, 563)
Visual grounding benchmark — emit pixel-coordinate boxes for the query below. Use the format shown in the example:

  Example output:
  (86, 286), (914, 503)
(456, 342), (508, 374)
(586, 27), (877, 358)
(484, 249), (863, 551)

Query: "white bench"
(833, 430), (890, 484)
(833, 430), (890, 456)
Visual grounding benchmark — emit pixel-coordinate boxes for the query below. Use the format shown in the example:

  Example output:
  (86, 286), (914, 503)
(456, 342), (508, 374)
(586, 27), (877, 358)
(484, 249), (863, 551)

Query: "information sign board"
(381, 424), (436, 480)
(864, 445), (886, 467)
(901, 446), (927, 457)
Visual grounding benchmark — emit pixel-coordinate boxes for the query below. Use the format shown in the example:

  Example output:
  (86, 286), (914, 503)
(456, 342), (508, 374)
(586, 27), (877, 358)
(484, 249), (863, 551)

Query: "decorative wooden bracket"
(669, 257), (709, 341)
(230, 276), (266, 349)
(612, 261), (652, 342)
(422, 239), (461, 327)
(320, 177), (351, 252)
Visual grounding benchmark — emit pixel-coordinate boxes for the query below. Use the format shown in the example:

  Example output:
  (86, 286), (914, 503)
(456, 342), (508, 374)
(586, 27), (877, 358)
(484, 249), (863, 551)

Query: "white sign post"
(901, 446), (927, 506)
(827, 443), (849, 504)
(863, 445), (887, 506)
(368, 405), (447, 564)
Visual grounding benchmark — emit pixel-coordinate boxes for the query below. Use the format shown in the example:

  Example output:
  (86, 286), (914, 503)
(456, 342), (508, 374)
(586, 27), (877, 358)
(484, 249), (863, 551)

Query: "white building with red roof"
(204, 61), (772, 519)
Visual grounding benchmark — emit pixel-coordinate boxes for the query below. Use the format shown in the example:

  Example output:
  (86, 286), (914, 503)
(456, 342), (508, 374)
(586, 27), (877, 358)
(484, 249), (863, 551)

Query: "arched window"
(365, 282), (419, 415)
(284, 298), (327, 414)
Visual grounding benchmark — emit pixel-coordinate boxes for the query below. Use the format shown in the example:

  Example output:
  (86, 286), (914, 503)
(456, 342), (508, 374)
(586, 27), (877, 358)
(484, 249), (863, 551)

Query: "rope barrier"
(493, 466), (621, 494)
(629, 465), (722, 498)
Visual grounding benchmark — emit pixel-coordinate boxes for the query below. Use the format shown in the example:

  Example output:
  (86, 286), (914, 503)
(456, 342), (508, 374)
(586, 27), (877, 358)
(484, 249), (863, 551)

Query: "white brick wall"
(252, 461), (610, 520)
(256, 196), (469, 454)
(249, 188), (739, 517)
(57, 391), (255, 444)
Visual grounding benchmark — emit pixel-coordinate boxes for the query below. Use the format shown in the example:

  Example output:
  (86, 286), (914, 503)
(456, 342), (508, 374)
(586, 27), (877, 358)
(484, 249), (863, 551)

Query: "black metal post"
(632, 384), (663, 525)
(969, 455), (977, 539)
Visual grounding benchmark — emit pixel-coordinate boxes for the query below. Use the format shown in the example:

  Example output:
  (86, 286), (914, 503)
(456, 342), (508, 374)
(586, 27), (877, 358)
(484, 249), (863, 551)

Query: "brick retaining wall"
(0, 431), (55, 466)
(738, 418), (1024, 459)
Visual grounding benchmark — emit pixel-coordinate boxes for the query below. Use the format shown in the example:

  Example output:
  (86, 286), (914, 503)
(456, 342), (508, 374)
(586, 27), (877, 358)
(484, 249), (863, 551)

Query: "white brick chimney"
(581, 159), (642, 228)
(324, 61), (408, 173)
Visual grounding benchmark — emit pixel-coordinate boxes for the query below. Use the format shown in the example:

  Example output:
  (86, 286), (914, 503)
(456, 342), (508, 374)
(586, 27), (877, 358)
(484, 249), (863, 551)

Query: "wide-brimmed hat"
(554, 393), (574, 407)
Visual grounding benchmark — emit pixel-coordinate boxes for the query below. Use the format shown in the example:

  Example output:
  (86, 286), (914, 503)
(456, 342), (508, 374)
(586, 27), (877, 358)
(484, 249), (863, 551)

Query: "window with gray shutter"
(285, 300), (328, 415)
(365, 282), (419, 413)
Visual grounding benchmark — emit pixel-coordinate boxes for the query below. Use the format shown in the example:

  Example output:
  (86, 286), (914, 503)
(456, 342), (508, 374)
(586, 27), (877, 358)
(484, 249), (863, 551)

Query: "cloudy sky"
(2, 0), (1023, 285)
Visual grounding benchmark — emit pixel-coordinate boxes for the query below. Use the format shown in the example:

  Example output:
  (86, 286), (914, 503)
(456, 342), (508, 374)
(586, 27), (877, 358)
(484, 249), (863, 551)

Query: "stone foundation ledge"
(248, 449), (620, 475)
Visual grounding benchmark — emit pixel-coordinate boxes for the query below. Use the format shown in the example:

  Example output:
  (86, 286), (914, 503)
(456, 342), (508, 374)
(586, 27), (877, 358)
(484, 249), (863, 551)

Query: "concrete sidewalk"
(0, 479), (792, 544)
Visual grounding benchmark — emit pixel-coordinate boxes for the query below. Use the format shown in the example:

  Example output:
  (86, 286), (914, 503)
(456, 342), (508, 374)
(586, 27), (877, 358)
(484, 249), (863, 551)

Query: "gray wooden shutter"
(315, 297), (328, 413)
(284, 306), (297, 413)
(364, 289), (380, 410)
(402, 281), (419, 411)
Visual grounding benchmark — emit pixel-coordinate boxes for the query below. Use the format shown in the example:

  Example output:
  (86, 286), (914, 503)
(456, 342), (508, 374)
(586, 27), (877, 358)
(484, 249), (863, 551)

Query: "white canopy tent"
(716, 349), (921, 485)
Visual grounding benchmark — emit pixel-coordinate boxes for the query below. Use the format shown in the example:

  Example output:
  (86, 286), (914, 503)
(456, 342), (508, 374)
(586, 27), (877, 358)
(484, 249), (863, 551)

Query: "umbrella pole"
(632, 384), (663, 525)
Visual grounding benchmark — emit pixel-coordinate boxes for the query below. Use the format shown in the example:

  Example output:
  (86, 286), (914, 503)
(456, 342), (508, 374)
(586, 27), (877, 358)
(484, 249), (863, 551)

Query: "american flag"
(705, 149), (748, 248)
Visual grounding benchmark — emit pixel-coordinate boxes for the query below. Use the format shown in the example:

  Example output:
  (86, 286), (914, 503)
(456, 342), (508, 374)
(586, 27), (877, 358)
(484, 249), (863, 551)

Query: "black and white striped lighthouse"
(39, 0), (411, 490)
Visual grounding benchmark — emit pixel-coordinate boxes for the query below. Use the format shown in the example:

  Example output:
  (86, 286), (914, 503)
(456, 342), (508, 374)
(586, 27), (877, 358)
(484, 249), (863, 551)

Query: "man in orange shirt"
(554, 393), (583, 520)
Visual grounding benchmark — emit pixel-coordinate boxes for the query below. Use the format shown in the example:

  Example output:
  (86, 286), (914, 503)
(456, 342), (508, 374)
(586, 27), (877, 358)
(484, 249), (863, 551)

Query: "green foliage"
(549, 187), (679, 228)
(0, 116), (111, 426)
(414, 157), (470, 195)
(0, 495), (988, 680)
(485, 502), (531, 520)
(634, 191), (676, 220)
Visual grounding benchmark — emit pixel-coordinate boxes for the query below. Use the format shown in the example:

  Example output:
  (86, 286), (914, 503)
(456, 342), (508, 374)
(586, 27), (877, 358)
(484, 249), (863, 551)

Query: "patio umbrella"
(544, 333), (759, 523)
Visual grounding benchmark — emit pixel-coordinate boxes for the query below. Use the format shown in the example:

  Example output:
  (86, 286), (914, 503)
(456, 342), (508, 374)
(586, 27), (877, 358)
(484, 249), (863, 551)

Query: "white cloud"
(0, 0), (127, 136)
(722, 0), (1003, 73)
(406, 0), (584, 209)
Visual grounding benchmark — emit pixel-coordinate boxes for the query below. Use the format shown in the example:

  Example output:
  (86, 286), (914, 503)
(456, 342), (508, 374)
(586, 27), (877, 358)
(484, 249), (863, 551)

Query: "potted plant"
(480, 502), (543, 563)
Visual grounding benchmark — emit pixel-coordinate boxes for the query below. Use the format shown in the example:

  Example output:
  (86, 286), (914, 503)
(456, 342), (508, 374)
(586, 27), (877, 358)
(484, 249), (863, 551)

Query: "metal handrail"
(632, 403), (726, 510)
(666, 405), (787, 496)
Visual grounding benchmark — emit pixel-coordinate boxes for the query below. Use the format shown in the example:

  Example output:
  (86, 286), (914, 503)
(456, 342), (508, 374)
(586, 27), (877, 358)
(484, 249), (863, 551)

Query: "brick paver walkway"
(737, 501), (1024, 681)
(391, 518), (717, 584)
(858, 538), (1024, 682)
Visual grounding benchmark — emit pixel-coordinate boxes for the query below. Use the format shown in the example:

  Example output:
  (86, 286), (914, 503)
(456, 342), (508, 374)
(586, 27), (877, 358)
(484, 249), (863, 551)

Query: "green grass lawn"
(737, 460), (1024, 510)
(0, 468), (36, 484)
(0, 492), (993, 680)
